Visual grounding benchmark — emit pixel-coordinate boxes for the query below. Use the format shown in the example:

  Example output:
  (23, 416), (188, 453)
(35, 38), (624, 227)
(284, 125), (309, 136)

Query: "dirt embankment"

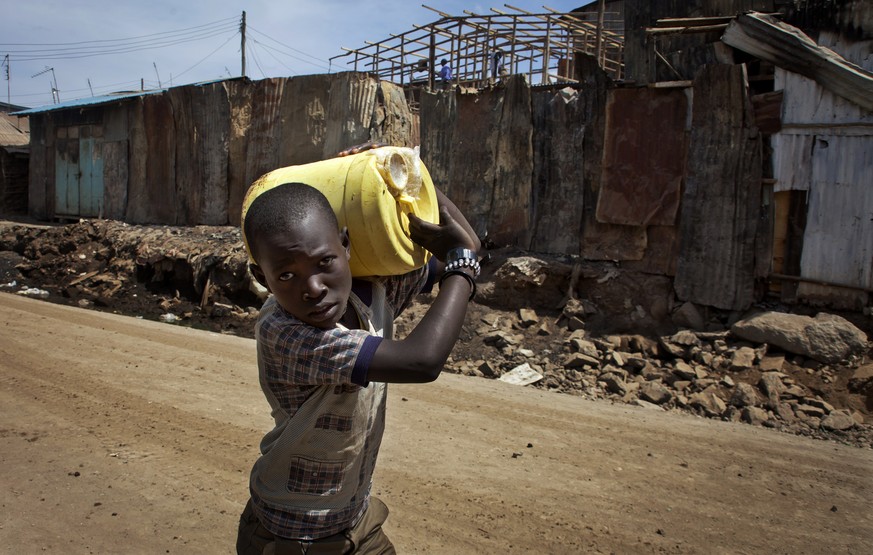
(1, 218), (871, 449)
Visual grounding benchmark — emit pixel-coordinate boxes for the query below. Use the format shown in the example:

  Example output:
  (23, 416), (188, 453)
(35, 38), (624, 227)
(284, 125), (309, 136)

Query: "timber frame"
(330, 4), (624, 94)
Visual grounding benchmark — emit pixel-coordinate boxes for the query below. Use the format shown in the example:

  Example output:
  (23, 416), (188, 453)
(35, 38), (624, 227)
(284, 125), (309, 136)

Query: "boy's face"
(249, 214), (352, 329)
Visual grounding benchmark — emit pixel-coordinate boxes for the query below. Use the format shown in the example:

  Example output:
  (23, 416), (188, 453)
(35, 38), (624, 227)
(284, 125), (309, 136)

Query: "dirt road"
(1, 292), (871, 554)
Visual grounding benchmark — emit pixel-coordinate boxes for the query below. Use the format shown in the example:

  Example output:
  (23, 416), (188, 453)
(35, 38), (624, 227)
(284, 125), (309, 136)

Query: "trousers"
(236, 497), (396, 555)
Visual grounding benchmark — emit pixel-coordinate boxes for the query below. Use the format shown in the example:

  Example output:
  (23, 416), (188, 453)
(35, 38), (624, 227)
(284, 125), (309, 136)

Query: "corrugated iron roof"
(0, 114), (28, 146)
(11, 88), (167, 116)
(10, 77), (243, 116)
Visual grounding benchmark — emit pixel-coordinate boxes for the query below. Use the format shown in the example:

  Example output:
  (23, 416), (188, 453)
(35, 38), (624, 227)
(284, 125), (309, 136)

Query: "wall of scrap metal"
(26, 72), (417, 226)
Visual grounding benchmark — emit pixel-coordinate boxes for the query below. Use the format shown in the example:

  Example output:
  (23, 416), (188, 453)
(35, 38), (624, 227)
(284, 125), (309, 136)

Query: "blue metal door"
(79, 137), (104, 217)
(54, 130), (104, 218)
(55, 138), (79, 216)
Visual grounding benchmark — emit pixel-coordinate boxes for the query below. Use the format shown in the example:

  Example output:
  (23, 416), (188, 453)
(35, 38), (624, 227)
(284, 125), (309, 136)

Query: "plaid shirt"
(249, 266), (428, 540)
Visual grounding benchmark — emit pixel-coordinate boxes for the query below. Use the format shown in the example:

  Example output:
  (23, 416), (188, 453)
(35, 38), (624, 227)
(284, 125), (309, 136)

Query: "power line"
(0, 16), (238, 48)
(250, 39), (300, 76)
(172, 32), (240, 81)
(8, 25), (238, 61)
(249, 38), (331, 72)
(247, 26), (329, 68)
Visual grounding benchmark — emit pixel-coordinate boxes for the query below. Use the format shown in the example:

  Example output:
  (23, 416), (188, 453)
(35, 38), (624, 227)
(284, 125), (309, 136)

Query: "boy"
(236, 179), (480, 554)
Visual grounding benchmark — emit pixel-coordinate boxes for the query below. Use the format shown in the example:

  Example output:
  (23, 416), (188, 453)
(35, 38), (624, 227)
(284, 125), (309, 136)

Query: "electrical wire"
(247, 26), (330, 70)
(172, 32), (240, 81)
(249, 38), (330, 72)
(246, 42), (267, 80)
(1, 16), (238, 48)
(250, 39), (299, 76)
(9, 25), (239, 61)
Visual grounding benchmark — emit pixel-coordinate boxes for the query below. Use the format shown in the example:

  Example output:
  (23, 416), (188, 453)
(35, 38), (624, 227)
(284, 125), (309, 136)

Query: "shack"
(15, 0), (873, 318)
(0, 102), (29, 215)
(19, 74), (416, 225)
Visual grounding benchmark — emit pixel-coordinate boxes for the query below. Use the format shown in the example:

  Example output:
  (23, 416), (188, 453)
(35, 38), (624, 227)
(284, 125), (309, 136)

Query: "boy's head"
(244, 182), (352, 329)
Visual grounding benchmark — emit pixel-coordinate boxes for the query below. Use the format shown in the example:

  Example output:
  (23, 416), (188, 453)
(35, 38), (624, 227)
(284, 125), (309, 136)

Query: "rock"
(640, 382), (673, 405)
(774, 402), (796, 423)
(821, 411), (856, 431)
(628, 335), (660, 357)
(672, 361), (696, 381)
(758, 372), (786, 403)
(796, 404), (827, 418)
(640, 363), (667, 382)
(564, 353), (600, 369)
(518, 308), (538, 327)
(536, 322), (552, 336)
(742, 406), (771, 426)
(803, 398), (835, 414)
(730, 311), (868, 363)
(689, 387), (727, 417)
(670, 330), (701, 347)
(599, 372), (628, 396)
(672, 380), (692, 392)
(730, 347), (756, 371)
(477, 361), (500, 378)
(569, 338), (599, 358)
(848, 363), (873, 392)
(730, 383), (761, 408)
(782, 385), (808, 399)
(672, 301), (706, 331)
(759, 354), (785, 372)
(659, 338), (686, 358)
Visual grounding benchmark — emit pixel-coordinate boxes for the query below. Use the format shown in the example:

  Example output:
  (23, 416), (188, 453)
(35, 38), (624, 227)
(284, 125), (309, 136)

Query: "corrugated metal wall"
(27, 73), (417, 227)
(772, 31), (872, 307)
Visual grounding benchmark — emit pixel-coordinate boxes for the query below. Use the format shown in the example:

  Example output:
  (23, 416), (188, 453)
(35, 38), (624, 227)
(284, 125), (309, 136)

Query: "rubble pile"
(1, 219), (871, 448)
(429, 301), (872, 448)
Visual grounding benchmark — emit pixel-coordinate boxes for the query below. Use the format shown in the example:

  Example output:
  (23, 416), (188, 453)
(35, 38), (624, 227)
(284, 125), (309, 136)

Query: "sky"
(2, 1), (586, 109)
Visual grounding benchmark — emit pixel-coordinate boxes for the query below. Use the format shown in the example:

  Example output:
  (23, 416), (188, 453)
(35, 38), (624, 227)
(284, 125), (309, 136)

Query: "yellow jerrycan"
(241, 146), (439, 277)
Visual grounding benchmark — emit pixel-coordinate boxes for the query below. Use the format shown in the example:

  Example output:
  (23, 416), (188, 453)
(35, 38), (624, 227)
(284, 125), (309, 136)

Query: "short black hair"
(440, 58), (448, 65)
(243, 182), (338, 263)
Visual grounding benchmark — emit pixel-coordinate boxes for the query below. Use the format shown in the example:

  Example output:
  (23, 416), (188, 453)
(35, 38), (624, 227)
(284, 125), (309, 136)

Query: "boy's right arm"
(367, 200), (478, 384)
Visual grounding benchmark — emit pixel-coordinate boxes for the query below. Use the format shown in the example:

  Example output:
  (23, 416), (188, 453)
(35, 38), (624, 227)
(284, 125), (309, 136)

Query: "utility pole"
(2, 54), (9, 107)
(153, 62), (162, 88)
(240, 11), (247, 77)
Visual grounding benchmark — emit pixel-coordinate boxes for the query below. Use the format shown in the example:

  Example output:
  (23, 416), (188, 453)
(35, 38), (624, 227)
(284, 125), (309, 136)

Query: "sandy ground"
(1, 291), (871, 554)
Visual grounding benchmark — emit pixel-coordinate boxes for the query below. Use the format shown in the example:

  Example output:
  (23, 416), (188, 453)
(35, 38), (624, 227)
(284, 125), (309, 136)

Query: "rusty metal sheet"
(529, 88), (586, 254)
(191, 83), (231, 225)
(596, 87), (688, 227)
(675, 64), (762, 311)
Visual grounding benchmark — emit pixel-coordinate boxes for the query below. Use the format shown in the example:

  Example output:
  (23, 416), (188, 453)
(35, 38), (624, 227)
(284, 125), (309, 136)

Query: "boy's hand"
(408, 206), (478, 261)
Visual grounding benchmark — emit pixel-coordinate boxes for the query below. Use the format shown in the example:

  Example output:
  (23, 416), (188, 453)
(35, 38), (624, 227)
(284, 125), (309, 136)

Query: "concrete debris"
(731, 311), (868, 364)
(1, 219), (871, 449)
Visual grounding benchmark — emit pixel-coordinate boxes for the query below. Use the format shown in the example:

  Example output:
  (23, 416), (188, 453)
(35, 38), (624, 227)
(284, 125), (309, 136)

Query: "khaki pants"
(236, 498), (395, 555)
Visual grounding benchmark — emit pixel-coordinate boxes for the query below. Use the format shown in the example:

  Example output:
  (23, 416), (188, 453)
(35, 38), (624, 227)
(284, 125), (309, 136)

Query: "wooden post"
(595, 0), (605, 67)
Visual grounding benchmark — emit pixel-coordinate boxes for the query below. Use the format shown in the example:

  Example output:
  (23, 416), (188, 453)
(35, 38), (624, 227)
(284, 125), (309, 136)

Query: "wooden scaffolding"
(330, 4), (625, 93)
